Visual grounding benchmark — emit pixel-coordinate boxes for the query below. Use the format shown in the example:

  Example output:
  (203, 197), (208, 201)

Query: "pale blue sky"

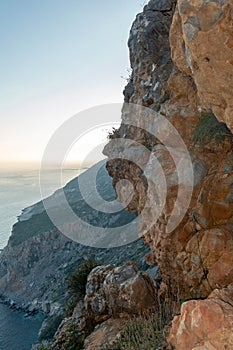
(0, 0), (144, 164)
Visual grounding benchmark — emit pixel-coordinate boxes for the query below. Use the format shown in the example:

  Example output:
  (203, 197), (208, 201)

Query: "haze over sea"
(0, 165), (88, 249)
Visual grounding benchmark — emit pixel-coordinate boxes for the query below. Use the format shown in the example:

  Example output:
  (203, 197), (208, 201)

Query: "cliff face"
(31, 1), (233, 348)
(104, 0), (233, 300)
(170, 0), (233, 133)
(103, 0), (233, 346)
(2, 2), (233, 349)
(0, 162), (149, 312)
(168, 283), (233, 349)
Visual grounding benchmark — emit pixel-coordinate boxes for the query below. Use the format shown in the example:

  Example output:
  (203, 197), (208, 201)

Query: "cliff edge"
(103, 0), (233, 348)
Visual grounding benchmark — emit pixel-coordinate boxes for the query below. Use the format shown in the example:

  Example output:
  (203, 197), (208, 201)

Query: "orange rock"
(84, 318), (123, 350)
(170, 0), (233, 132)
(104, 0), (233, 317)
(168, 284), (233, 349)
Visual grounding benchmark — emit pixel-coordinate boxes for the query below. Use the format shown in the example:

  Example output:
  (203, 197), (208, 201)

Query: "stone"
(0, 161), (149, 311)
(170, 0), (233, 132)
(84, 318), (123, 350)
(48, 262), (157, 349)
(85, 262), (156, 322)
(168, 284), (233, 349)
(2, 1), (233, 349)
(104, 0), (233, 301)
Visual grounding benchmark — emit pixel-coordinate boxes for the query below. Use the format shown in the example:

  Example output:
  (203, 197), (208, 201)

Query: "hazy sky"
(0, 0), (144, 165)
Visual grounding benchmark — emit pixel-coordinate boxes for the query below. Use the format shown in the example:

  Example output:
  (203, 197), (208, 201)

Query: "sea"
(0, 304), (44, 350)
(0, 165), (88, 350)
(0, 166), (87, 249)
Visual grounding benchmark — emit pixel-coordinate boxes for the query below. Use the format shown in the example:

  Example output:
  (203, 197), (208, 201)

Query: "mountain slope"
(0, 161), (149, 312)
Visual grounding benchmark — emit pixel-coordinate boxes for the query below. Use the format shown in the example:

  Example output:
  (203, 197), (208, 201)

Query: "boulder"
(85, 262), (156, 322)
(168, 284), (233, 349)
(84, 318), (123, 350)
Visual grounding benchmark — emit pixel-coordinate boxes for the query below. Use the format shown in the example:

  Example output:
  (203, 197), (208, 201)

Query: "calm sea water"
(0, 167), (86, 249)
(0, 304), (44, 350)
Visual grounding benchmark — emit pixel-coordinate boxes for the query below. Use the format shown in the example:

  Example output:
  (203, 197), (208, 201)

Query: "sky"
(0, 0), (145, 166)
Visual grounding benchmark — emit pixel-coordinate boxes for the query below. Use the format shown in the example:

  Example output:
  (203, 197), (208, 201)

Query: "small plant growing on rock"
(38, 346), (50, 350)
(107, 127), (121, 140)
(144, 138), (155, 151)
(113, 295), (177, 350)
(68, 258), (102, 298)
(62, 325), (84, 350)
(193, 112), (232, 146)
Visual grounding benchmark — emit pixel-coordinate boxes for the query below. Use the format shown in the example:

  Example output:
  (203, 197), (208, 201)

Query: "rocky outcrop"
(30, 1), (233, 348)
(48, 262), (156, 350)
(0, 229), (148, 313)
(84, 318), (123, 350)
(123, 0), (176, 108)
(103, 0), (233, 348)
(2, 1), (233, 349)
(85, 262), (156, 322)
(170, 0), (233, 132)
(168, 283), (233, 349)
(104, 0), (233, 301)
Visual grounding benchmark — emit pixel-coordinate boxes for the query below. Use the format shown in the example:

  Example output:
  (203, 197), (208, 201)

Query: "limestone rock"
(104, 0), (233, 301)
(85, 262), (156, 322)
(49, 301), (88, 350)
(84, 318), (123, 350)
(124, 0), (177, 108)
(47, 262), (156, 349)
(104, 1), (233, 347)
(170, 0), (233, 132)
(168, 284), (233, 349)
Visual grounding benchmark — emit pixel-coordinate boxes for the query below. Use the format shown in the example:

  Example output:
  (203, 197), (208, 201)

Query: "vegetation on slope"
(193, 112), (232, 146)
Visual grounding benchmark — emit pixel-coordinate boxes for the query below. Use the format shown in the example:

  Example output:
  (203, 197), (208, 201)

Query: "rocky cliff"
(105, 0), (233, 296)
(0, 161), (150, 345)
(43, 1), (233, 349)
(103, 0), (233, 348)
(2, 1), (233, 349)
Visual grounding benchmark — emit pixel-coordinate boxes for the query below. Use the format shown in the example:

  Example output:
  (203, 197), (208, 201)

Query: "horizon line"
(0, 159), (100, 170)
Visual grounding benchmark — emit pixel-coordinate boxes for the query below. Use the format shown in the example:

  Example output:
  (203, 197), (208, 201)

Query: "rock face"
(49, 262), (156, 350)
(170, 0), (233, 132)
(30, 1), (233, 348)
(103, 0), (233, 347)
(168, 283), (233, 349)
(104, 0), (233, 301)
(124, 0), (176, 108)
(2, 1), (233, 349)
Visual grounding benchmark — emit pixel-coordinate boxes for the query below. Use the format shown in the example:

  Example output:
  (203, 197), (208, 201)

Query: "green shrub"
(62, 325), (84, 350)
(68, 259), (102, 298)
(193, 112), (232, 146)
(38, 346), (50, 350)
